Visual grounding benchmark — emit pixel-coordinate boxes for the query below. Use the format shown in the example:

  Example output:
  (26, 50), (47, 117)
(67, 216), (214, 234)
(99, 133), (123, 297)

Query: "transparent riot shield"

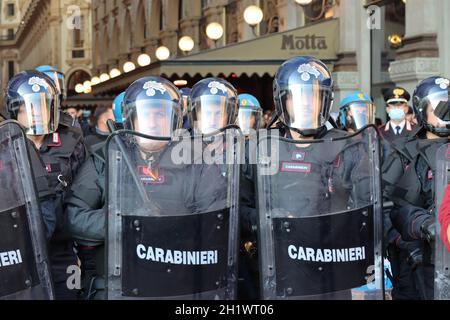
(106, 127), (241, 300)
(257, 125), (384, 300)
(0, 121), (53, 300)
(434, 143), (450, 299)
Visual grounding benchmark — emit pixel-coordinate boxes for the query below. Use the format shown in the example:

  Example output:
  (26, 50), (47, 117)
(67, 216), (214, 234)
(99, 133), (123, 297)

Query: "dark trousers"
(388, 244), (434, 300)
(49, 241), (79, 300)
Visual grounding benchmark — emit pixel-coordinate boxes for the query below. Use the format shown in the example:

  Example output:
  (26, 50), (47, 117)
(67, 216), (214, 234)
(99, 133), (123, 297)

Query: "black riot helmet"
(189, 78), (238, 135)
(413, 76), (450, 137)
(122, 76), (183, 137)
(5, 70), (60, 136)
(273, 56), (334, 137)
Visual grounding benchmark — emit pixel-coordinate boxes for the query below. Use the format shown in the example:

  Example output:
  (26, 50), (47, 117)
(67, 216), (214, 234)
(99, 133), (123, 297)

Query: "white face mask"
(389, 108), (405, 122)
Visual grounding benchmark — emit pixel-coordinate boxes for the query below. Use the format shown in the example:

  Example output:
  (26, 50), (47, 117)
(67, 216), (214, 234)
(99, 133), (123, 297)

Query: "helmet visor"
(238, 107), (262, 135)
(425, 90), (449, 111)
(279, 83), (332, 131)
(192, 95), (235, 134)
(347, 102), (375, 130)
(16, 93), (56, 135)
(125, 99), (181, 138)
(45, 71), (66, 97)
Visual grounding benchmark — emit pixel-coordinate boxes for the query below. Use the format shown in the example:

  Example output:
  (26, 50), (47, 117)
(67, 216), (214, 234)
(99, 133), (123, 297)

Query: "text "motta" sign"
(281, 34), (328, 51)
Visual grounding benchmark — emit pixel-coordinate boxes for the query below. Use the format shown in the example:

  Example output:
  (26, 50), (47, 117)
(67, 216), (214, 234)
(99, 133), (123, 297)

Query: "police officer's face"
(134, 106), (170, 151)
(17, 104), (45, 131)
(197, 103), (228, 134)
(425, 103), (449, 129)
(238, 112), (257, 135)
(386, 102), (408, 117)
(285, 92), (319, 130)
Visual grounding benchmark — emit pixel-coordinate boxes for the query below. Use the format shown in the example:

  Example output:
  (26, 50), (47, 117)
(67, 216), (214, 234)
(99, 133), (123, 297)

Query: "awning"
(91, 18), (340, 96)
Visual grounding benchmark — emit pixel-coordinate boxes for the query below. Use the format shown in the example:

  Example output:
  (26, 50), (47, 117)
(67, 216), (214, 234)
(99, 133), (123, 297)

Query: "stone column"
(237, 0), (255, 42)
(203, 2), (227, 49)
(276, 0), (304, 32)
(333, 0), (370, 111)
(389, 0), (440, 95)
(177, 0), (201, 54)
(437, 0), (450, 79)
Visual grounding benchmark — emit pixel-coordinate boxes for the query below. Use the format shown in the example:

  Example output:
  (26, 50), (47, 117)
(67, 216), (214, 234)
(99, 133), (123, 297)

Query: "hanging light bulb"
(99, 73), (110, 82)
(137, 53), (151, 67)
(110, 68), (122, 78)
(83, 80), (92, 89)
(178, 36), (195, 53)
(206, 22), (224, 41)
(75, 84), (85, 93)
(91, 76), (101, 86)
(155, 46), (170, 61)
(243, 5), (264, 27)
(123, 61), (136, 73)
(295, 0), (313, 5)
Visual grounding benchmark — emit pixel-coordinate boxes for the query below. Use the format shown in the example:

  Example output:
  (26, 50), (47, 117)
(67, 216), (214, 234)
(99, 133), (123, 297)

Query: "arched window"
(67, 70), (91, 96)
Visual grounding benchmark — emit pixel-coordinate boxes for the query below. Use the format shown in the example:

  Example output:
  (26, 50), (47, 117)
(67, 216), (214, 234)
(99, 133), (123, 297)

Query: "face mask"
(389, 108), (405, 122)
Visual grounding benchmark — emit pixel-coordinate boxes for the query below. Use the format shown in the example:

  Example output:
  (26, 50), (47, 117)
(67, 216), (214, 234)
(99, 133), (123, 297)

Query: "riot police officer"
(256, 56), (383, 300)
(66, 76), (232, 299)
(338, 92), (375, 133)
(5, 70), (86, 300)
(189, 78), (238, 136)
(384, 76), (450, 300)
(235, 93), (263, 299)
(3, 74), (57, 240)
(237, 94), (263, 136)
(189, 79), (258, 299)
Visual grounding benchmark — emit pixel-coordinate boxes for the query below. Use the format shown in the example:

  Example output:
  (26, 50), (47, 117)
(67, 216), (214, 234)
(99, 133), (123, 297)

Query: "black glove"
(391, 204), (432, 242)
(420, 218), (435, 243)
(398, 240), (423, 270)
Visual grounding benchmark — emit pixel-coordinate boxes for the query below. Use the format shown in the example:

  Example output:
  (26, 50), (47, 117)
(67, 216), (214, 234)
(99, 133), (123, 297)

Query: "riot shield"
(0, 121), (53, 300)
(106, 128), (241, 300)
(257, 125), (384, 300)
(434, 143), (450, 299)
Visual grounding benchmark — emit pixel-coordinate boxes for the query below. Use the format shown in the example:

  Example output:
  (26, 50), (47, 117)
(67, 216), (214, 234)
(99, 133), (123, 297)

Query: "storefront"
(89, 18), (340, 112)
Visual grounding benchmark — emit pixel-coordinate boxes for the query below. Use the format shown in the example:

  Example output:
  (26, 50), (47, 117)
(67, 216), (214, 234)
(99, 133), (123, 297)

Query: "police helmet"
(35, 65), (66, 101)
(122, 76), (182, 138)
(273, 56), (334, 136)
(413, 76), (450, 137)
(237, 93), (263, 135)
(189, 78), (238, 135)
(5, 70), (60, 136)
(112, 92), (125, 124)
(338, 92), (374, 132)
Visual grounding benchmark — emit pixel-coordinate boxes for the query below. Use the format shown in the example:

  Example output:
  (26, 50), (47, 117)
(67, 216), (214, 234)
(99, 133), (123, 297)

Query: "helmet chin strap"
(286, 125), (328, 139)
(426, 123), (450, 138)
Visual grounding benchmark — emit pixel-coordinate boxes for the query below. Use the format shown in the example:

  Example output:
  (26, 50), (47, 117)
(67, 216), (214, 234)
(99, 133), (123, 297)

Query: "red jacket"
(438, 184), (450, 252)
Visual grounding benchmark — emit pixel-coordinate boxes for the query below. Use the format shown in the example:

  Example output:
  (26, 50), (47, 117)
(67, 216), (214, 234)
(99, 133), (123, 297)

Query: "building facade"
(88, 0), (450, 117)
(0, 0), (93, 107)
(0, 0), (23, 94)
(1, 0), (449, 117)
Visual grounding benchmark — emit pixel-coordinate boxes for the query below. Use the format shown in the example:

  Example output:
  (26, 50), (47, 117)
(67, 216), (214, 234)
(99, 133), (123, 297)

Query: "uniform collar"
(40, 132), (61, 150)
(386, 120), (410, 134)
